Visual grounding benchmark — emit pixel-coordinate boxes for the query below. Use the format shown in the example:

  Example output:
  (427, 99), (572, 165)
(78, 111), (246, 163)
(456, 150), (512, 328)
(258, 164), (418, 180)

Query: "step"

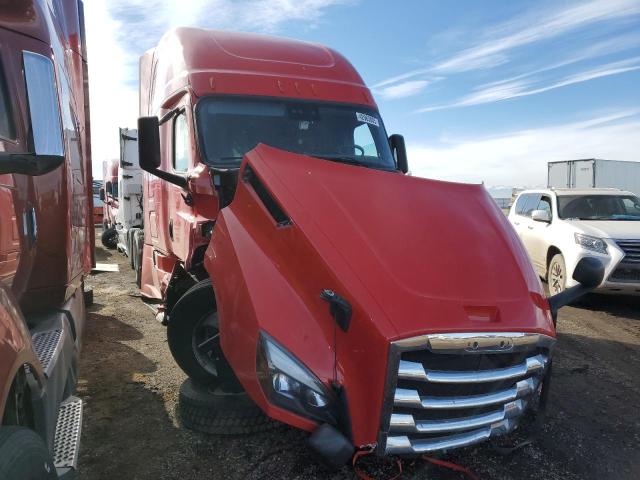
(53, 396), (83, 475)
(32, 329), (62, 377)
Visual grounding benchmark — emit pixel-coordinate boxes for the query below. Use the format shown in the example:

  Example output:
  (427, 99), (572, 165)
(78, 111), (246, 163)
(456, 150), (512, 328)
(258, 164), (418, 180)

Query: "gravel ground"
(77, 231), (640, 479)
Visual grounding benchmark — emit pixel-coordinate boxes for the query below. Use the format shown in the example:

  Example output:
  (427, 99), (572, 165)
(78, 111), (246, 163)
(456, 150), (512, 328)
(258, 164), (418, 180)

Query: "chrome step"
(53, 396), (83, 472)
(32, 329), (62, 377)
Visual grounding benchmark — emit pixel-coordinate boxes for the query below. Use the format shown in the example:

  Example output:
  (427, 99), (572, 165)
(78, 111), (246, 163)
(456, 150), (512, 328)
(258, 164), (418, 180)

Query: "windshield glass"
(196, 96), (395, 170)
(558, 195), (640, 220)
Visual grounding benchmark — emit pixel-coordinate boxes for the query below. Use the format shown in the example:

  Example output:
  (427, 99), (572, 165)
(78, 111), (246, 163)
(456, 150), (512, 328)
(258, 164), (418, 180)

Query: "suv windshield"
(558, 195), (640, 220)
(196, 96), (396, 170)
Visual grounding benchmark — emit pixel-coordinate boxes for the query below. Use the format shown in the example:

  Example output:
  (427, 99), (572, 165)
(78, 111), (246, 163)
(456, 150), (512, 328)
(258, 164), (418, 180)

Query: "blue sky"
(85, 0), (640, 190)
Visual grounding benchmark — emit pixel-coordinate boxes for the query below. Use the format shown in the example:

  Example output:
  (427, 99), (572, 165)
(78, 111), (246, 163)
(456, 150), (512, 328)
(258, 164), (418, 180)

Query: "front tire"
(0, 427), (57, 479)
(101, 226), (118, 249)
(167, 279), (224, 386)
(548, 253), (566, 295)
(178, 379), (274, 435)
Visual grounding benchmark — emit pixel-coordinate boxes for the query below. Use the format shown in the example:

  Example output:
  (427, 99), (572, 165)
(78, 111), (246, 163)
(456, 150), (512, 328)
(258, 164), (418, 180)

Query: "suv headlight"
(575, 233), (608, 254)
(256, 332), (336, 424)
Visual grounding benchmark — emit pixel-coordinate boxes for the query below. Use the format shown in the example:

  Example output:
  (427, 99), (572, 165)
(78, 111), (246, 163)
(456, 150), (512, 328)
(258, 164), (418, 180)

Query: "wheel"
(167, 279), (227, 385)
(0, 427), (57, 479)
(178, 378), (275, 435)
(101, 226), (118, 249)
(548, 253), (566, 295)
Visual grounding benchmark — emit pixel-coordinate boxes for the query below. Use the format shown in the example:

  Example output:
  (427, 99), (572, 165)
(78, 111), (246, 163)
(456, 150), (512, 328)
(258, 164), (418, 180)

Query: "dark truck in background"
(0, 1), (92, 478)
(135, 28), (604, 467)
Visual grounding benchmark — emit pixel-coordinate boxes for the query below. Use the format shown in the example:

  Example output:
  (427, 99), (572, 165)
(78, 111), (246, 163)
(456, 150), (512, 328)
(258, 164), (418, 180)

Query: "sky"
(85, 0), (640, 191)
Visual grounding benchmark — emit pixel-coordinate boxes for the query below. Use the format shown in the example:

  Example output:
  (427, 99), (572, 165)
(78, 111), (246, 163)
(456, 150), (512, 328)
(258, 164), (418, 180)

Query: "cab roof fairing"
(139, 28), (376, 117)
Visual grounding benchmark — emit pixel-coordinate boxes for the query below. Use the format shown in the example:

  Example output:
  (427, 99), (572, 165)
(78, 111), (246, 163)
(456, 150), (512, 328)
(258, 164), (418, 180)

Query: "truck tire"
(167, 279), (224, 385)
(0, 427), (57, 479)
(548, 253), (566, 295)
(101, 226), (118, 249)
(178, 378), (275, 435)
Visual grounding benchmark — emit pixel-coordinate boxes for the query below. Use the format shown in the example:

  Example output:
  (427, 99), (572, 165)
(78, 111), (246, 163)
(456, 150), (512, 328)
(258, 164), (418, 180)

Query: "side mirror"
(389, 134), (408, 173)
(137, 116), (187, 188)
(99, 188), (105, 201)
(0, 52), (66, 176)
(0, 153), (64, 176)
(105, 181), (112, 195)
(572, 256), (604, 289)
(138, 116), (161, 172)
(547, 257), (604, 318)
(531, 209), (551, 223)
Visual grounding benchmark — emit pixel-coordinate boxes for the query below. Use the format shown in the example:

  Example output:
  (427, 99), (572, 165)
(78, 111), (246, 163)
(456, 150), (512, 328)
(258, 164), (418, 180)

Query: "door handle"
(527, 225), (534, 230)
(169, 219), (174, 240)
(514, 222), (520, 226)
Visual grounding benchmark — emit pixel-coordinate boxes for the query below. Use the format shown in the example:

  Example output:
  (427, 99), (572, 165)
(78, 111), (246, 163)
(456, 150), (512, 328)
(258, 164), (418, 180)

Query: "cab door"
(526, 195), (553, 274)
(166, 105), (195, 262)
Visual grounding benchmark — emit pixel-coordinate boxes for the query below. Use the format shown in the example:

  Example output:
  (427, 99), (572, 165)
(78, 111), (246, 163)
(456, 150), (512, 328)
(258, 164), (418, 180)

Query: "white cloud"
(374, 0), (640, 92)
(408, 111), (640, 187)
(85, 0), (352, 177)
(415, 57), (640, 112)
(375, 80), (430, 99)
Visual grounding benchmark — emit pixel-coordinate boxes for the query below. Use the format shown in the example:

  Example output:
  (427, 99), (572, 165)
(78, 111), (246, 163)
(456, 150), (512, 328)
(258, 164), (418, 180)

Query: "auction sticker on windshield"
(356, 112), (379, 127)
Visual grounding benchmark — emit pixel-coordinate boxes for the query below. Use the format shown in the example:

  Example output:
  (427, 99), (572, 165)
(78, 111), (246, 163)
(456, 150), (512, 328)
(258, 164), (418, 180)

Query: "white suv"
(508, 188), (640, 295)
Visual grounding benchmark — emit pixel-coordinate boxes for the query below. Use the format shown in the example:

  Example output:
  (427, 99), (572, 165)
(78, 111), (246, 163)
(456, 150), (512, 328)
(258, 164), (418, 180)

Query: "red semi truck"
(136, 28), (602, 467)
(0, 1), (92, 478)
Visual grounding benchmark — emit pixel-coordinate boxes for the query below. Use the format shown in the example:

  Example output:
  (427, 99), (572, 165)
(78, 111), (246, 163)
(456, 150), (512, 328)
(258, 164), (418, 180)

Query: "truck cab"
(136, 28), (602, 466)
(0, 1), (92, 477)
(100, 158), (119, 248)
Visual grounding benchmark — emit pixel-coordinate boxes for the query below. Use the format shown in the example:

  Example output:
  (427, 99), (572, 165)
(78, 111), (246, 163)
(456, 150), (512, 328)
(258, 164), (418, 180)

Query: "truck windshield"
(558, 195), (640, 220)
(196, 97), (396, 170)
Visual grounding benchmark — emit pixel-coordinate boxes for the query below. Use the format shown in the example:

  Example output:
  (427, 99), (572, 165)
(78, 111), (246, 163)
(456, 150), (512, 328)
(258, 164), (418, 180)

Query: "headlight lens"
(257, 332), (336, 424)
(574, 233), (608, 254)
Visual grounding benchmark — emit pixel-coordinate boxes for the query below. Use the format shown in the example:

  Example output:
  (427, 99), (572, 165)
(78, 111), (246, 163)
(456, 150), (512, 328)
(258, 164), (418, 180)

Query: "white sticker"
(356, 112), (379, 127)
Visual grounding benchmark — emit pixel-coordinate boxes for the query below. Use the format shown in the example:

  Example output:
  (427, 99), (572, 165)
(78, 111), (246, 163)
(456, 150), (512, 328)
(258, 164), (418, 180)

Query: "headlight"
(575, 233), (608, 254)
(256, 332), (336, 424)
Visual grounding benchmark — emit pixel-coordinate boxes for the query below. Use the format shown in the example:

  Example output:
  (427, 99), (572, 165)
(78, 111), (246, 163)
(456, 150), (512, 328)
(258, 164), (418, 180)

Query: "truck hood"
(247, 145), (551, 339)
(568, 220), (640, 239)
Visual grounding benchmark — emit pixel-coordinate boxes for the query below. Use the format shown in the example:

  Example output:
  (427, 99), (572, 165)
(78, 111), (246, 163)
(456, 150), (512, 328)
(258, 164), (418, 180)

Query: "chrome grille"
(616, 239), (640, 264)
(378, 332), (555, 455)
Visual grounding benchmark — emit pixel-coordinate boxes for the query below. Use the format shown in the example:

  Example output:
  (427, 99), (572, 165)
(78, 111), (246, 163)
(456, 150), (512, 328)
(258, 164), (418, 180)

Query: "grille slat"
(390, 398), (525, 434)
(380, 332), (554, 456)
(616, 240), (640, 264)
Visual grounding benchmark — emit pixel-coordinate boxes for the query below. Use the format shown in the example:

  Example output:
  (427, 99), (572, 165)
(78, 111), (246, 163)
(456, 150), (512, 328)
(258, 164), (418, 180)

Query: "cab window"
(0, 59), (15, 140)
(173, 111), (189, 172)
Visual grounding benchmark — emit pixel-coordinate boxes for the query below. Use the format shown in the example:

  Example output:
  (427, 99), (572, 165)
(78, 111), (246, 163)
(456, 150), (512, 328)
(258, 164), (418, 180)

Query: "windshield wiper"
(312, 154), (369, 167)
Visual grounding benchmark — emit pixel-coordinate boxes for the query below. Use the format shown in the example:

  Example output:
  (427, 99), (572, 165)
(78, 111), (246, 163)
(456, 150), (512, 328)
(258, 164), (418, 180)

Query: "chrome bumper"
(378, 332), (555, 456)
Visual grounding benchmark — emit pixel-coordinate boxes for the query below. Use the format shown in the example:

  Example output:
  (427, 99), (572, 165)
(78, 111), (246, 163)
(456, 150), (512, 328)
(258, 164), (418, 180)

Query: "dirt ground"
(77, 231), (640, 480)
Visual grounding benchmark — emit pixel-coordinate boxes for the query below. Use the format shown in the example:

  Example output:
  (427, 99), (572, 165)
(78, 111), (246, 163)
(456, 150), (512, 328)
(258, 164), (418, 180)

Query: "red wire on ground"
(352, 448), (402, 480)
(422, 456), (481, 480)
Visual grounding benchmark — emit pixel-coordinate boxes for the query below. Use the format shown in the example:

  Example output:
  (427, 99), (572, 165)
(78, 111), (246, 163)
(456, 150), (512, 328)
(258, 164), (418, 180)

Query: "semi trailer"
(136, 28), (602, 467)
(0, 0), (92, 478)
(548, 158), (640, 195)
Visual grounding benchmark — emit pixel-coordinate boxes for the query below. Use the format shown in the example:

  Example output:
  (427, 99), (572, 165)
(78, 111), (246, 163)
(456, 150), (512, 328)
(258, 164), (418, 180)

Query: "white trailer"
(548, 159), (640, 195)
(115, 128), (144, 283)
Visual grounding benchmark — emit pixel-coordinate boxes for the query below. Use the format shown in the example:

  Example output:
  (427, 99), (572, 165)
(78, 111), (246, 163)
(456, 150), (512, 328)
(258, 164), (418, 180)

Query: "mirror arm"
(151, 168), (188, 189)
(547, 284), (591, 319)
(158, 108), (180, 126)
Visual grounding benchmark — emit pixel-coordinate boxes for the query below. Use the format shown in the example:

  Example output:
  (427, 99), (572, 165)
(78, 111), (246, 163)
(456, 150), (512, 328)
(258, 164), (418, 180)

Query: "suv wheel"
(548, 253), (566, 295)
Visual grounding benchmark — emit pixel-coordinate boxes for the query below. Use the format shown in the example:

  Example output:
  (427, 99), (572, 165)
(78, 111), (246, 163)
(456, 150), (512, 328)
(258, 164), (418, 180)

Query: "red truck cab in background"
(0, 1), (92, 478)
(136, 28), (603, 467)
(100, 158), (119, 248)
